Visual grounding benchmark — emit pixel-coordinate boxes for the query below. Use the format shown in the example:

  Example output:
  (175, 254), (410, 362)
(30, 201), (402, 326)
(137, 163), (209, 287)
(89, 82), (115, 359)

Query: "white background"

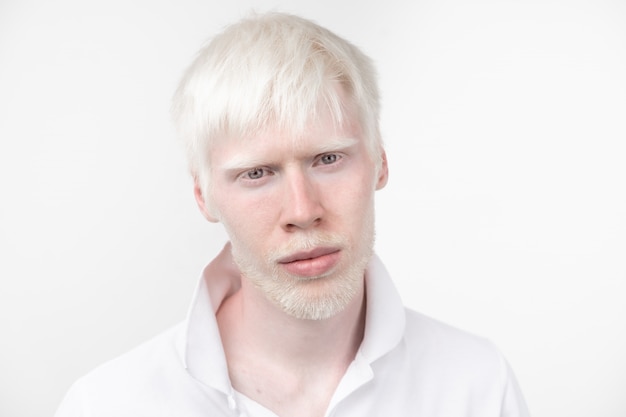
(1, 0), (625, 416)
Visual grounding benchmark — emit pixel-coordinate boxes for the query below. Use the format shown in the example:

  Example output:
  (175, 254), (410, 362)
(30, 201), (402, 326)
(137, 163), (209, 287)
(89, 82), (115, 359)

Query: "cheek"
(324, 177), (376, 233)
(338, 170), (377, 208)
(217, 194), (277, 243)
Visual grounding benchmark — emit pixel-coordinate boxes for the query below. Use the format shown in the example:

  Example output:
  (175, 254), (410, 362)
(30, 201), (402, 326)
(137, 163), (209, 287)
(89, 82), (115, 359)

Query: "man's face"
(199, 97), (388, 320)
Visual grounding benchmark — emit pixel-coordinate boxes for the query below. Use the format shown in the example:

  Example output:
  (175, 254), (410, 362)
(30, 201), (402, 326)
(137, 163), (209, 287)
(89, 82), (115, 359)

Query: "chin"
(273, 270), (363, 320)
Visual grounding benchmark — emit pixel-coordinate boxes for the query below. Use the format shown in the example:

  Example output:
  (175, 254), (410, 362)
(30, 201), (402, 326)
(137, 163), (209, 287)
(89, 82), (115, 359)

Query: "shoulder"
(82, 322), (185, 385)
(401, 309), (510, 381)
(55, 323), (193, 417)
(404, 308), (496, 349)
(365, 309), (530, 416)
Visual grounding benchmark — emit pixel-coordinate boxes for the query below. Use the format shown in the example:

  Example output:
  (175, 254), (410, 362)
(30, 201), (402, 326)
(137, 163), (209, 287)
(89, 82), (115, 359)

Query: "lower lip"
(280, 251), (341, 277)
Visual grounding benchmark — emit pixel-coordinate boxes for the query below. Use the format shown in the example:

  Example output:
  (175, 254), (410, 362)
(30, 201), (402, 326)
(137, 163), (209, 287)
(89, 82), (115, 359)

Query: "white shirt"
(55, 244), (530, 417)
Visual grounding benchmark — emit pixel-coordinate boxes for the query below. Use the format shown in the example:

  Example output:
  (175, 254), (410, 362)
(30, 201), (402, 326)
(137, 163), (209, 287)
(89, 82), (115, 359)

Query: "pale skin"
(193, 92), (388, 417)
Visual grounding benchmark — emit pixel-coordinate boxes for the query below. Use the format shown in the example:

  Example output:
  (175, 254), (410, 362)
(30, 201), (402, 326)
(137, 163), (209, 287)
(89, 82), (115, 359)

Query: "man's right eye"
(244, 167), (267, 180)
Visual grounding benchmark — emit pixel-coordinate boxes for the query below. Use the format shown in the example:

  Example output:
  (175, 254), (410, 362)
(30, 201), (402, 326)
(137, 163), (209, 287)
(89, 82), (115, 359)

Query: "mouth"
(277, 247), (341, 277)
(278, 247), (340, 264)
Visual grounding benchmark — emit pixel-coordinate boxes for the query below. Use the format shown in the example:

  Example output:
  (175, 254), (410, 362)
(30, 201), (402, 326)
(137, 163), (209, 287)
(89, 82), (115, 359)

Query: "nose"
(281, 169), (324, 231)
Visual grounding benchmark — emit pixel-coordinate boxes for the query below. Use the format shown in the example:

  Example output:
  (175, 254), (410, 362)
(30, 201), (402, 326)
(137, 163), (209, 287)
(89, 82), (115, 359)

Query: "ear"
(375, 149), (389, 190)
(193, 178), (220, 223)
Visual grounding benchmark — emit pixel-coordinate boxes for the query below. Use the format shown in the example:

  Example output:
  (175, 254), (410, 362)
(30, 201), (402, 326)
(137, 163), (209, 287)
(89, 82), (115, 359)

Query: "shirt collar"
(181, 242), (240, 393)
(359, 254), (406, 363)
(179, 243), (406, 391)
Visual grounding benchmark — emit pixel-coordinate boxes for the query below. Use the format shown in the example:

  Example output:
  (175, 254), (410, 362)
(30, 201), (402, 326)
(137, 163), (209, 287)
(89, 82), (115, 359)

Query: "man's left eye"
(319, 154), (339, 165)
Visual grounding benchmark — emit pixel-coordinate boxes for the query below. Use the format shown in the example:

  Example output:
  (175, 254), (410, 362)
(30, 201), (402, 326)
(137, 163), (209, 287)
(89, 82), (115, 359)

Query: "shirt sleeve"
(499, 355), (531, 417)
(54, 380), (88, 417)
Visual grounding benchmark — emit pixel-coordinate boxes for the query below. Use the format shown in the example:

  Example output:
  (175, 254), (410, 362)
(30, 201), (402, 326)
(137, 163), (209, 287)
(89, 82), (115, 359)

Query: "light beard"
(230, 228), (375, 321)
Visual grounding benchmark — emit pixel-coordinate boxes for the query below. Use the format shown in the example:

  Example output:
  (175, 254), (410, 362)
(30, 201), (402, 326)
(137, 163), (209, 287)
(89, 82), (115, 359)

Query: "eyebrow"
(221, 137), (359, 171)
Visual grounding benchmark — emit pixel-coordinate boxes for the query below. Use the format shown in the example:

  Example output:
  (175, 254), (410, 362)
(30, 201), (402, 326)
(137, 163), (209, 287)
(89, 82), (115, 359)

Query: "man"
(55, 12), (530, 417)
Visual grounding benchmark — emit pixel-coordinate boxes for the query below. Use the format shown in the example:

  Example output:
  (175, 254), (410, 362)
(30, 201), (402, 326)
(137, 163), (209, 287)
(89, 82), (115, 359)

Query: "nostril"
(284, 217), (321, 231)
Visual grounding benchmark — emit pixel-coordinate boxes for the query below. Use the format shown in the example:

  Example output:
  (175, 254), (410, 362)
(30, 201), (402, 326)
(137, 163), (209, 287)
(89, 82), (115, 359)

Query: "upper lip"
(278, 247), (339, 264)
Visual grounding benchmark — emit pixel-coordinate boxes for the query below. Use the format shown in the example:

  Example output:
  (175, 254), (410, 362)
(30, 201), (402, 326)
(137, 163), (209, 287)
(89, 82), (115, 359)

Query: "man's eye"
(245, 168), (266, 180)
(319, 154), (339, 165)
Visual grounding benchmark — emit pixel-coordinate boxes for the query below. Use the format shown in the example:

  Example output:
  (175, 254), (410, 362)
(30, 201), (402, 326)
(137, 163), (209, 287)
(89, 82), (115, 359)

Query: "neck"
(216, 275), (367, 417)
(218, 277), (366, 372)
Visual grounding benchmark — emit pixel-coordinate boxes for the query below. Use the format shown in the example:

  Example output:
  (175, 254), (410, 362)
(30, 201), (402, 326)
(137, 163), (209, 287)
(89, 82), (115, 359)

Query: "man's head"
(171, 12), (388, 320)
(171, 12), (383, 200)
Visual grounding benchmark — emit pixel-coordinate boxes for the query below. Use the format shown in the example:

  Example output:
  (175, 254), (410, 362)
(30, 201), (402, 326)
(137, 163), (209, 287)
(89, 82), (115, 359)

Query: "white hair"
(171, 12), (382, 194)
